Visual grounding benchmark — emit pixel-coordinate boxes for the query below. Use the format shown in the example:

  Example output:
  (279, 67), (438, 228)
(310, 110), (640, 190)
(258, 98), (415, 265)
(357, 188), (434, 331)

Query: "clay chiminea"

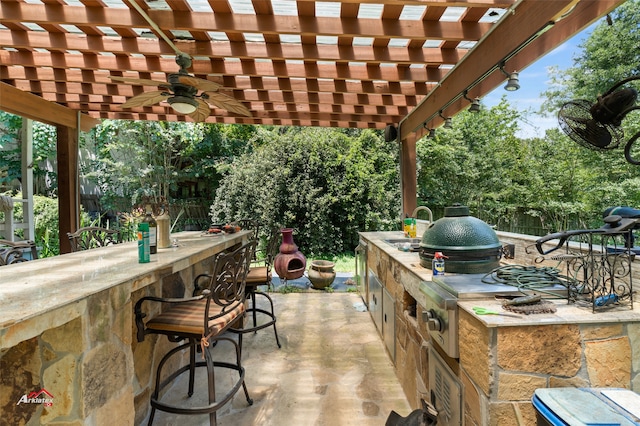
(274, 228), (307, 280)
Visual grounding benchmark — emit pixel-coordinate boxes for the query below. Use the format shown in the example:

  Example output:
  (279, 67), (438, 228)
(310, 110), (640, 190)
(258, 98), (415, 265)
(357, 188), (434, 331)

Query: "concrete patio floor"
(149, 292), (412, 425)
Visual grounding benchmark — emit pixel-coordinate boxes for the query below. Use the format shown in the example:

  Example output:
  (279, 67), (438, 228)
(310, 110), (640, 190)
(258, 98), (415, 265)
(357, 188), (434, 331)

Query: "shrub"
(209, 127), (400, 255)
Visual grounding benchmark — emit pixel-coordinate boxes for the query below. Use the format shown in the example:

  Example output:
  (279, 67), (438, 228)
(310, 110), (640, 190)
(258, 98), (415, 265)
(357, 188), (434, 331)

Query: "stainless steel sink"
(384, 238), (422, 252)
(384, 238), (422, 245)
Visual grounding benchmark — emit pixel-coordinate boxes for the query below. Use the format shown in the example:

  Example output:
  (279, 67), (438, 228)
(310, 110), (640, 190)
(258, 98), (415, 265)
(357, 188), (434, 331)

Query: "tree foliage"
(0, 113), (57, 195)
(536, 0), (640, 228)
(543, 0), (640, 109)
(0, 112), (22, 189)
(0, 192), (64, 256)
(209, 127), (400, 255)
(86, 119), (206, 209)
(417, 99), (539, 225)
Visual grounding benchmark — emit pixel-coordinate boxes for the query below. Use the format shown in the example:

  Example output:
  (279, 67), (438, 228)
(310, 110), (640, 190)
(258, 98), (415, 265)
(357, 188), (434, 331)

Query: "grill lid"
(420, 205), (500, 250)
(420, 204), (501, 273)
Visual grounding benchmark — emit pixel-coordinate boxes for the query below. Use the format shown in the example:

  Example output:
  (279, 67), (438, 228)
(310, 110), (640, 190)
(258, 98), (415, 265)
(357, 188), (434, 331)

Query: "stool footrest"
(148, 336), (252, 425)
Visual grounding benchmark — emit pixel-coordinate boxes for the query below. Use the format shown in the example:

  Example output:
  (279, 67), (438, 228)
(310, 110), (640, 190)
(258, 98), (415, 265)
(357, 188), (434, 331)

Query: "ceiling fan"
(558, 76), (640, 163)
(110, 53), (251, 121)
(110, 0), (250, 122)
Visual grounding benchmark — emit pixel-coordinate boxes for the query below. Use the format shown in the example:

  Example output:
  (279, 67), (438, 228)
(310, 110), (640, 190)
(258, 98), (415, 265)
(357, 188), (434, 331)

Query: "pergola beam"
(2, 3), (492, 40)
(0, 30), (467, 65)
(0, 66), (429, 96)
(81, 106), (403, 124)
(0, 82), (99, 131)
(89, 112), (384, 128)
(6, 80), (418, 109)
(0, 51), (445, 83)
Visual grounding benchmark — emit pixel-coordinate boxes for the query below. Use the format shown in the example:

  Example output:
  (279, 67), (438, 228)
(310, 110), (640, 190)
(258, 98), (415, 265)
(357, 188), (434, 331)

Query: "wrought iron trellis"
(546, 231), (634, 312)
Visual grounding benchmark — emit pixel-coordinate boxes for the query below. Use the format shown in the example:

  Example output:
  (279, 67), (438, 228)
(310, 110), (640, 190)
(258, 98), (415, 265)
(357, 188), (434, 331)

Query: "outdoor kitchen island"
(0, 230), (249, 425)
(359, 230), (640, 426)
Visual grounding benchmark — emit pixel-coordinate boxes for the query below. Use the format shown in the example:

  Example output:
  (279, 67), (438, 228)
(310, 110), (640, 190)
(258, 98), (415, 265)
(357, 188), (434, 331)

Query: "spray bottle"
(432, 252), (447, 276)
(138, 222), (150, 263)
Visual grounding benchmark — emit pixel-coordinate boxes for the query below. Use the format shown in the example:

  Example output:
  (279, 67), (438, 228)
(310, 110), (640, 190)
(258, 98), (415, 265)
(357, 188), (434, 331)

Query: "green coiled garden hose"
(481, 264), (576, 297)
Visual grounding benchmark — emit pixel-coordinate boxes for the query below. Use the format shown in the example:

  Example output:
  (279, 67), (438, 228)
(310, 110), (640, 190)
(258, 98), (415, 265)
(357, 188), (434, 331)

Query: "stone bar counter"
(359, 230), (640, 425)
(0, 231), (249, 425)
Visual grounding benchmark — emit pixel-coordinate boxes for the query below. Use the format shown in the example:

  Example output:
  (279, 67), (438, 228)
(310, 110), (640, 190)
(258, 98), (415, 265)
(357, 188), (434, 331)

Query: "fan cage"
(558, 99), (623, 151)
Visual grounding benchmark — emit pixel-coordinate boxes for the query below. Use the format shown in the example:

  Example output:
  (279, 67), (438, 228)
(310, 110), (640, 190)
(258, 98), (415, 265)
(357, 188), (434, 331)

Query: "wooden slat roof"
(0, 0), (626, 136)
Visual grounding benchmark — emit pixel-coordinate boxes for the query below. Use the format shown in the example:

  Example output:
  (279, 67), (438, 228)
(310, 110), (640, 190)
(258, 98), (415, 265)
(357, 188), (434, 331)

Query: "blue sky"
(481, 22), (598, 138)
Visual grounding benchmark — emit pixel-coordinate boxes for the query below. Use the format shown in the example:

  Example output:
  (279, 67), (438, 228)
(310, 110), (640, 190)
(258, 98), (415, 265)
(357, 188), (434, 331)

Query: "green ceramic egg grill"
(419, 205), (502, 274)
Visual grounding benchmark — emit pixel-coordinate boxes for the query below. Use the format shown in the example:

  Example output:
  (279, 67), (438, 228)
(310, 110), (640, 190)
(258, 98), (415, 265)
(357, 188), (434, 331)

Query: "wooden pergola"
(0, 0), (625, 252)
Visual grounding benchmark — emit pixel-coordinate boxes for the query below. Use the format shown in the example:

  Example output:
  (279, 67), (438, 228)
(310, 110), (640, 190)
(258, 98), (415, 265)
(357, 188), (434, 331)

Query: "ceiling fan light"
(504, 72), (520, 91)
(168, 96), (198, 114)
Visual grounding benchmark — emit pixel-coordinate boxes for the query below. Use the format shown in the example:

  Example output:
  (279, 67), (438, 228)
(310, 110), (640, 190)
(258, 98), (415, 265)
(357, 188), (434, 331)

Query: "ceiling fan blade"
(177, 75), (222, 92)
(204, 91), (251, 117)
(121, 91), (170, 108)
(110, 76), (170, 88)
(188, 99), (211, 122)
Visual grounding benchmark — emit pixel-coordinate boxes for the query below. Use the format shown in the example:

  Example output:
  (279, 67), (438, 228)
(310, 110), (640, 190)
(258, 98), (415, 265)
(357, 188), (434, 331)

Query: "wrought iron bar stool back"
(67, 226), (121, 251)
(134, 240), (255, 425)
(232, 219), (259, 240)
(0, 239), (38, 265)
(233, 226), (282, 348)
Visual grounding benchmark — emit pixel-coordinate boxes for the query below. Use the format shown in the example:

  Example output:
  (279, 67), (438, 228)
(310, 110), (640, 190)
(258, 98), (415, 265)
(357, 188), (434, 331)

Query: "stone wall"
(0, 283), (135, 426)
(0, 250), (216, 425)
(459, 311), (640, 425)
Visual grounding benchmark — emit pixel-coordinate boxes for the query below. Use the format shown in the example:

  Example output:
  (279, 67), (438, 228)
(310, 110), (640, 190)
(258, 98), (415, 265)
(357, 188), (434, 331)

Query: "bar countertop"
(0, 231), (248, 349)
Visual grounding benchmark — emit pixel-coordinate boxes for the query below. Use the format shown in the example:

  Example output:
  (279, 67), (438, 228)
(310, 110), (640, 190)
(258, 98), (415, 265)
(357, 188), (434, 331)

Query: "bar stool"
(234, 226), (282, 348)
(134, 240), (255, 426)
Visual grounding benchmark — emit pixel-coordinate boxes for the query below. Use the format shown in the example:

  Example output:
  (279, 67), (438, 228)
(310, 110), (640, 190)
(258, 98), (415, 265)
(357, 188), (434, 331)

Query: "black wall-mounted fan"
(110, 53), (251, 122)
(558, 76), (640, 164)
(384, 124), (398, 142)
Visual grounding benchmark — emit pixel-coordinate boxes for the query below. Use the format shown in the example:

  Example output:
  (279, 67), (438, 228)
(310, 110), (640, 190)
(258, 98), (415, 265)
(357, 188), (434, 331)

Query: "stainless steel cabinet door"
(368, 269), (383, 336)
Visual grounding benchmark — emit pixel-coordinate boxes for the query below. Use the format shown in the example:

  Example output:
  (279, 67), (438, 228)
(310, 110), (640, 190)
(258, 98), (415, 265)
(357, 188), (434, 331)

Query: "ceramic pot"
(274, 228), (307, 280)
(308, 260), (336, 289)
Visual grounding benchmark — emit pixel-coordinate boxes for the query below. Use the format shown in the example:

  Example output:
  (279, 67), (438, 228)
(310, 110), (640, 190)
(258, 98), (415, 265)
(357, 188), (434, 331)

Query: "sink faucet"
(411, 206), (433, 223)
